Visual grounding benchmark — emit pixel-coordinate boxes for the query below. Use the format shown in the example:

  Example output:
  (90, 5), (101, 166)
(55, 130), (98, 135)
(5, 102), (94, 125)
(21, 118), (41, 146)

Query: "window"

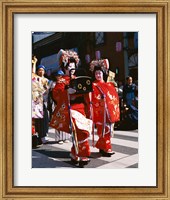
(95, 32), (104, 45)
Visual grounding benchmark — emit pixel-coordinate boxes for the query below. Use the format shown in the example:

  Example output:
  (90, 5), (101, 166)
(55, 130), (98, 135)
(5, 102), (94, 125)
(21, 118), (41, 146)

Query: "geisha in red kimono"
(49, 50), (92, 166)
(91, 61), (120, 157)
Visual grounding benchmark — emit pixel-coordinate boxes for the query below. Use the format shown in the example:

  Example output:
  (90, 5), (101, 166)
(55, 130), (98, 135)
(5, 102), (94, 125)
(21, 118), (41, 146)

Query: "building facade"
(32, 32), (138, 82)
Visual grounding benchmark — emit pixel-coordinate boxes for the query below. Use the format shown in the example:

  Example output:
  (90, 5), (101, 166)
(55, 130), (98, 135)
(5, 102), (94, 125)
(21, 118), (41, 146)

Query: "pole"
(123, 32), (129, 78)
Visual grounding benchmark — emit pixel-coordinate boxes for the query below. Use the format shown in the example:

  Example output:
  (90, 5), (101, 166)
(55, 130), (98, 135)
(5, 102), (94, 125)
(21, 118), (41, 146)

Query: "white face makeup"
(68, 62), (76, 75)
(95, 70), (103, 81)
(65, 62), (76, 76)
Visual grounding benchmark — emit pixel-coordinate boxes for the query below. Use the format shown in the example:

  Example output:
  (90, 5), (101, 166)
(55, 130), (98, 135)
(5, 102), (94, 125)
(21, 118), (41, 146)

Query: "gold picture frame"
(0, 0), (169, 199)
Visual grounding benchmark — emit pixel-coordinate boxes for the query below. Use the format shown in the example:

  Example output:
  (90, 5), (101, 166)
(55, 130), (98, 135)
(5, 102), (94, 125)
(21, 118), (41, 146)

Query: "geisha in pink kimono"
(90, 60), (120, 157)
(50, 49), (92, 166)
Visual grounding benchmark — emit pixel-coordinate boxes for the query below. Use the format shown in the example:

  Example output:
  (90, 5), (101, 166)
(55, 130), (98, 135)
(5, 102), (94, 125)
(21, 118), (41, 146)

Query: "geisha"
(50, 49), (92, 167)
(90, 59), (120, 157)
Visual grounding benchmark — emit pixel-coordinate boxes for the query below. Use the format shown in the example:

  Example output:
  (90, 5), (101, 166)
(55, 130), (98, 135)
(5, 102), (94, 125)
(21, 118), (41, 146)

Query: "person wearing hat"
(90, 60), (120, 157)
(50, 49), (92, 167)
(33, 62), (51, 145)
(32, 56), (44, 147)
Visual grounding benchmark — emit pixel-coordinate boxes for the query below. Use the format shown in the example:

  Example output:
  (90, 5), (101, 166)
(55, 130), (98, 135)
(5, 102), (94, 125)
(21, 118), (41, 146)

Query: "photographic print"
(32, 32), (139, 169)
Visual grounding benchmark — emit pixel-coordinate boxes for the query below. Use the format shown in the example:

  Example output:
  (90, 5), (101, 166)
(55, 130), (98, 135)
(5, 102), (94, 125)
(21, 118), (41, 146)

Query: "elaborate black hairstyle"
(61, 57), (77, 73)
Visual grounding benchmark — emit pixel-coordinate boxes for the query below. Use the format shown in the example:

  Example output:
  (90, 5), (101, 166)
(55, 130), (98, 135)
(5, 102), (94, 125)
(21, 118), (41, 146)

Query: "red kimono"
(50, 75), (92, 159)
(92, 80), (120, 152)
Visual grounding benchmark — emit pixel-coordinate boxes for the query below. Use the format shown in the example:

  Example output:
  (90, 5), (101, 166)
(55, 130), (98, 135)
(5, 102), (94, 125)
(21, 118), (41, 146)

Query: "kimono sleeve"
(52, 82), (66, 103)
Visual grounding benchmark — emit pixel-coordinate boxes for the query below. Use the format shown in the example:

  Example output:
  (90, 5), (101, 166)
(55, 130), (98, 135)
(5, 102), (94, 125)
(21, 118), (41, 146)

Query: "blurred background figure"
(123, 76), (137, 107)
(32, 56), (51, 146)
(115, 76), (138, 130)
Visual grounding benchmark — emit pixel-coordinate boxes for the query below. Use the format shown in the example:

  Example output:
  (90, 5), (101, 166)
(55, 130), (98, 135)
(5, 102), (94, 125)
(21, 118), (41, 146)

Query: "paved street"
(32, 128), (138, 168)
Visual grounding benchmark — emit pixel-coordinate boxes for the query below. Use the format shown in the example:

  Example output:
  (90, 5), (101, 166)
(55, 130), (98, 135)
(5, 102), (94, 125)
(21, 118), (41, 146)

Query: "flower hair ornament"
(57, 49), (80, 68)
(89, 59), (109, 74)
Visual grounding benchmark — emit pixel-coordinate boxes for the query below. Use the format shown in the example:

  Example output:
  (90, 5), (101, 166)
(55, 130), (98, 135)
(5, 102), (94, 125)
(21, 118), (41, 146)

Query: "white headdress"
(57, 49), (80, 67)
(89, 59), (109, 73)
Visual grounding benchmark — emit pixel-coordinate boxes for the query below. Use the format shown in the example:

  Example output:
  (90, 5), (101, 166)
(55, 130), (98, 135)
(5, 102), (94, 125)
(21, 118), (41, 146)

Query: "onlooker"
(123, 76), (137, 107)
(33, 61), (51, 145)
(32, 56), (44, 147)
(119, 76), (138, 130)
